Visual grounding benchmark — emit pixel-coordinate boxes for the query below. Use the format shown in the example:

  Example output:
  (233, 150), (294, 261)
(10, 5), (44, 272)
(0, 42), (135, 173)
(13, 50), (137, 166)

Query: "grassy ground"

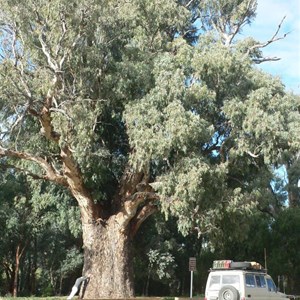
(0, 298), (66, 300)
(0, 297), (203, 300)
(0, 298), (171, 300)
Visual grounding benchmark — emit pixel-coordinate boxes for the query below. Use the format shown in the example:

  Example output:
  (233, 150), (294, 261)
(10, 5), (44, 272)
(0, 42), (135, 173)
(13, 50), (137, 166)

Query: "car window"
(255, 275), (266, 288)
(222, 275), (240, 290)
(209, 275), (221, 290)
(266, 278), (277, 292)
(245, 274), (256, 287)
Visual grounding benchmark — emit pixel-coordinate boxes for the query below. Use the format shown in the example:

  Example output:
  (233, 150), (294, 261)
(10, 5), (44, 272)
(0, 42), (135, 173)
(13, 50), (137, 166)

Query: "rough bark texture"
(81, 217), (134, 299)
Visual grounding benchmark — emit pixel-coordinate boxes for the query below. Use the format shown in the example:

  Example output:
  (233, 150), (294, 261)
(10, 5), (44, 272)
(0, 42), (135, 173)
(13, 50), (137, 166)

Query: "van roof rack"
(211, 260), (267, 272)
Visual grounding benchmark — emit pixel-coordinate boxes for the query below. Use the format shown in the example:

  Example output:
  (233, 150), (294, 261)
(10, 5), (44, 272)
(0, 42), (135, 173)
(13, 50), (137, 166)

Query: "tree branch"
(0, 162), (54, 182)
(252, 56), (281, 64)
(116, 190), (160, 230)
(185, 0), (196, 8)
(247, 150), (260, 158)
(0, 147), (67, 186)
(130, 203), (158, 237)
(244, 16), (290, 62)
(227, 0), (255, 46)
(124, 191), (159, 217)
(60, 145), (97, 222)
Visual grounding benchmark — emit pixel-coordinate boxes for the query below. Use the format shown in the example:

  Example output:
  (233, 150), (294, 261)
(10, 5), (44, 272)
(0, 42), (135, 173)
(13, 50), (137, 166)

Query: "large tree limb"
(0, 162), (64, 183)
(0, 147), (67, 186)
(221, 0), (256, 46)
(60, 145), (97, 222)
(130, 202), (158, 237)
(0, 145), (97, 222)
(116, 191), (160, 230)
(39, 103), (61, 142)
(27, 85), (96, 221)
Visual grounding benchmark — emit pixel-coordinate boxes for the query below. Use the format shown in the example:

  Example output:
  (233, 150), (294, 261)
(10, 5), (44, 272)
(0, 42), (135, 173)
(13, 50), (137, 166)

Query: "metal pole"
(190, 270), (193, 299)
(264, 248), (267, 270)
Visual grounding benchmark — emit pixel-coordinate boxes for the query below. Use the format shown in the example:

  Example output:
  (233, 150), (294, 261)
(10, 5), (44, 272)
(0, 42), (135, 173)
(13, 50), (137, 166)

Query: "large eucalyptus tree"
(0, 0), (299, 298)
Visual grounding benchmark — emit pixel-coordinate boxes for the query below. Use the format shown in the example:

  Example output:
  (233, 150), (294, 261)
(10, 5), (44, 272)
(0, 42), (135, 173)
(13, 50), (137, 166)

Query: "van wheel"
(219, 286), (239, 300)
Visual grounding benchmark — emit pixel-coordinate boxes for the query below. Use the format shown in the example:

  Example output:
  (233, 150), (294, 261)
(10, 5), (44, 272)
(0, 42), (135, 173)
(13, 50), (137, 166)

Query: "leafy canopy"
(0, 0), (299, 239)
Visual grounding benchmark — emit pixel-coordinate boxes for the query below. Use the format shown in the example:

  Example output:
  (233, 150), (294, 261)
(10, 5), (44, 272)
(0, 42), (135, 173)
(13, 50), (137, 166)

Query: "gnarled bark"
(81, 216), (134, 299)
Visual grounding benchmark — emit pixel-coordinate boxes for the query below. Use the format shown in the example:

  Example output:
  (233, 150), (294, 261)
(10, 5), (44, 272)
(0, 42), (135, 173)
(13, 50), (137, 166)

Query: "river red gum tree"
(1, 0), (299, 298)
(0, 0), (174, 297)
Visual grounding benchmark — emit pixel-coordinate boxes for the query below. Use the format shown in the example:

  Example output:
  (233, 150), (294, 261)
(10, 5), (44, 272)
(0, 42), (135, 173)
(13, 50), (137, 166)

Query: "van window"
(245, 274), (256, 287)
(255, 275), (266, 288)
(209, 275), (221, 290)
(222, 275), (240, 290)
(266, 278), (277, 292)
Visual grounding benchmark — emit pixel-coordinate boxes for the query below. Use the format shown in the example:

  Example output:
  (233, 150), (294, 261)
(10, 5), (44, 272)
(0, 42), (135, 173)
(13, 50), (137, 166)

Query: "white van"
(204, 260), (288, 300)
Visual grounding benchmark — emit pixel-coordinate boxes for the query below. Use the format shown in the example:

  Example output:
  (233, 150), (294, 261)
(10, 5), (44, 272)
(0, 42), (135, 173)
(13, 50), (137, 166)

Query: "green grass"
(0, 297), (204, 300)
(0, 297), (66, 300)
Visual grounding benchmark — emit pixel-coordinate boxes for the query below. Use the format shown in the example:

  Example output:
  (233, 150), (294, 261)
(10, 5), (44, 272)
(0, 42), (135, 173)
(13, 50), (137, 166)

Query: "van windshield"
(266, 278), (277, 292)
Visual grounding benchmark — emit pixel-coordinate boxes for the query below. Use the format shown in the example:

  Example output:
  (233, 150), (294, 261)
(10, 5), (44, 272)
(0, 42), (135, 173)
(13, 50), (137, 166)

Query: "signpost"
(189, 257), (196, 299)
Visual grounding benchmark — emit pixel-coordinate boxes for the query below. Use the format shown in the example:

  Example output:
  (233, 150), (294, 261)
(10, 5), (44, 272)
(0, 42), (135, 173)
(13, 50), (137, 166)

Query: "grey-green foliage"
(125, 34), (298, 238)
(0, 170), (82, 295)
(0, 0), (193, 203)
(147, 249), (176, 280)
(0, 0), (299, 243)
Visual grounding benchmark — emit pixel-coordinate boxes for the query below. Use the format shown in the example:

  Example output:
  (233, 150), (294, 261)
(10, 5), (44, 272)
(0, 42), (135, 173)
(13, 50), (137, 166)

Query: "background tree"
(269, 208), (300, 294)
(0, 0), (299, 298)
(0, 172), (33, 297)
(0, 169), (82, 296)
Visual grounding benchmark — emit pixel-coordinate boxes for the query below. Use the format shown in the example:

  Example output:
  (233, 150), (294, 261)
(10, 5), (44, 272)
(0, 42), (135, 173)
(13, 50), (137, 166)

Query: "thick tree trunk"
(81, 216), (134, 299)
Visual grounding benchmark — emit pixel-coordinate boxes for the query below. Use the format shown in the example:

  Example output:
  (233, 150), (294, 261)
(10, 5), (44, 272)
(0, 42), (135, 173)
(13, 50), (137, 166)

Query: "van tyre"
(219, 286), (239, 300)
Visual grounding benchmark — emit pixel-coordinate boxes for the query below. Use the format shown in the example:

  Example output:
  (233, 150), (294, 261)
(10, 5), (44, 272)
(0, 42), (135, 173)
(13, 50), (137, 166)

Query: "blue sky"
(241, 0), (300, 94)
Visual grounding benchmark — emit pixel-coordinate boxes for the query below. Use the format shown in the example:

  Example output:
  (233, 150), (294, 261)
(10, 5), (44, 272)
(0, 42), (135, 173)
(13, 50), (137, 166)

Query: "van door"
(266, 276), (285, 300)
(244, 274), (267, 300)
(205, 274), (221, 300)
